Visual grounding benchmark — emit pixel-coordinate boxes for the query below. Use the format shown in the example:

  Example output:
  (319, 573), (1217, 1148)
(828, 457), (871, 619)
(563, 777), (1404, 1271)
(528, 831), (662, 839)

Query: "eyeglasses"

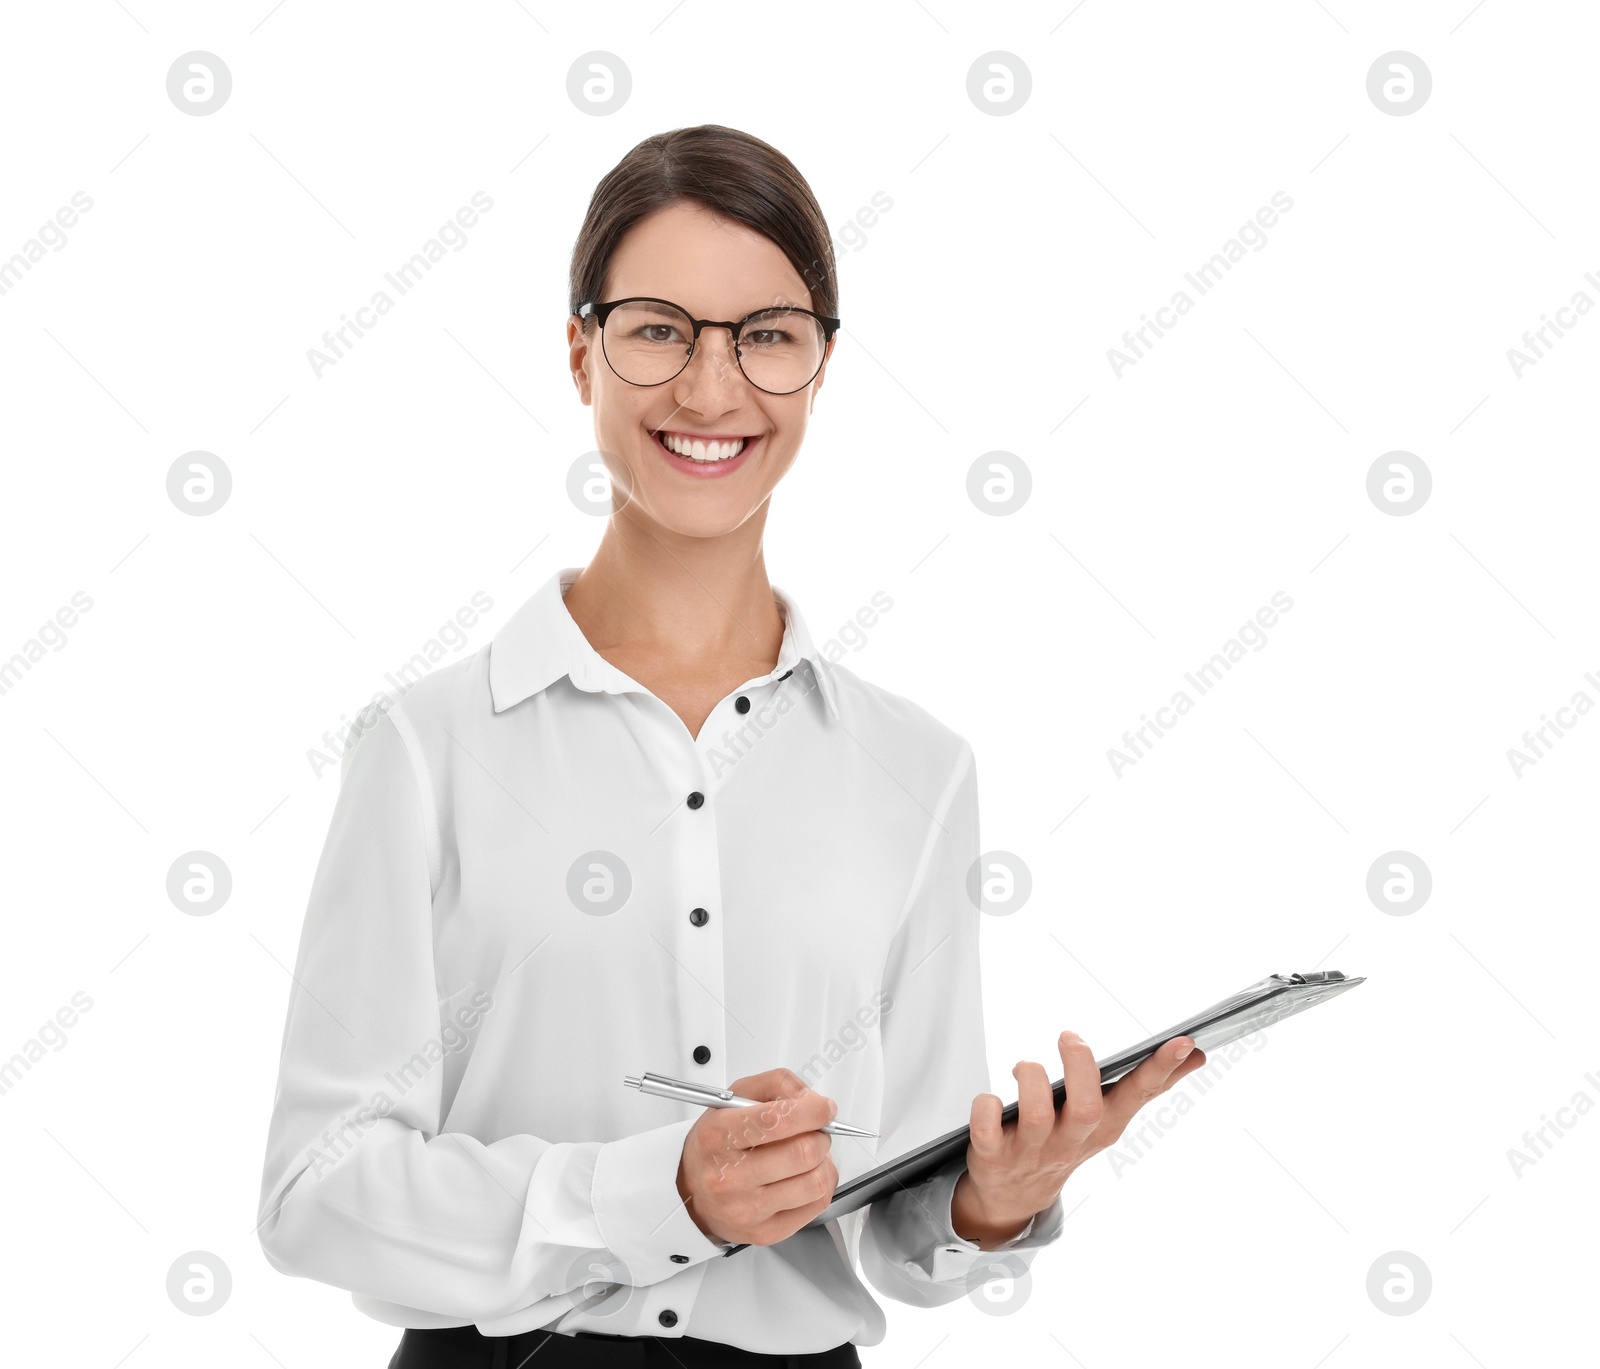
(576, 296), (840, 396)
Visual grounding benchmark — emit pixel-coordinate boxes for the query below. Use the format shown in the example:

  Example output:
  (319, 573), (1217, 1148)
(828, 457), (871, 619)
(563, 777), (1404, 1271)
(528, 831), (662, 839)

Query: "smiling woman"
(259, 124), (1166, 1369)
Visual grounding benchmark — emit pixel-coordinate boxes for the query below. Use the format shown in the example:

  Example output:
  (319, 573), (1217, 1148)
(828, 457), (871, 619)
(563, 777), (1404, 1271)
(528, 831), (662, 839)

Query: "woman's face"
(567, 199), (833, 538)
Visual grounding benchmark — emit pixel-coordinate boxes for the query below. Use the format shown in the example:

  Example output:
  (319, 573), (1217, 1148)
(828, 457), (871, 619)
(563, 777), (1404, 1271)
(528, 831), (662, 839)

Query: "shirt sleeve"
(857, 741), (1065, 1308)
(255, 705), (725, 1324)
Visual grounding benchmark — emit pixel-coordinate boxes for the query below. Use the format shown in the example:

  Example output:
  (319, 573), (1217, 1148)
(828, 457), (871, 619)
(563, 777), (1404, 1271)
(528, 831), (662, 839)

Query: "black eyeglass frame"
(576, 296), (841, 396)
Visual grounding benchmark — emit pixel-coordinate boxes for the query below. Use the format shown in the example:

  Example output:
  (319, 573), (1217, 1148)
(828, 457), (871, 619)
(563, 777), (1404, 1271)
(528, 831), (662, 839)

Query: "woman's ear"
(567, 315), (595, 404)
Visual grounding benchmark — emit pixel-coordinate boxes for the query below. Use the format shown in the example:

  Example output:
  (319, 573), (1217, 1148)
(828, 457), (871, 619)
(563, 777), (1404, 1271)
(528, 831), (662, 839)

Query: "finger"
(1167, 1043), (1208, 1088)
(967, 1090), (1006, 1163)
(729, 1069), (839, 1136)
(1101, 1037), (1200, 1135)
(719, 1086), (837, 1153)
(1012, 1058), (1055, 1148)
(702, 1119), (830, 1194)
(729, 1126), (833, 1187)
(751, 1172), (840, 1245)
(759, 1148), (839, 1217)
(1053, 1030), (1104, 1145)
(728, 1067), (810, 1102)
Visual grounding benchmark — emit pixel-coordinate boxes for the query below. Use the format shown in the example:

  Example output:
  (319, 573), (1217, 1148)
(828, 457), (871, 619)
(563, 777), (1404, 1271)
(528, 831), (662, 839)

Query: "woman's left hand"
(951, 1031), (1209, 1246)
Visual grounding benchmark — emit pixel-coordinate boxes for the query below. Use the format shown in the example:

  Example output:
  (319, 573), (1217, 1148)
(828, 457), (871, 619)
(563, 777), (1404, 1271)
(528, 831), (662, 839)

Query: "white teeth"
(658, 431), (747, 462)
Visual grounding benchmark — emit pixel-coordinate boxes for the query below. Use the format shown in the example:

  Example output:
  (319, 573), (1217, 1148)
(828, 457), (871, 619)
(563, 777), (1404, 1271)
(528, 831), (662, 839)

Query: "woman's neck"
(561, 516), (785, 680)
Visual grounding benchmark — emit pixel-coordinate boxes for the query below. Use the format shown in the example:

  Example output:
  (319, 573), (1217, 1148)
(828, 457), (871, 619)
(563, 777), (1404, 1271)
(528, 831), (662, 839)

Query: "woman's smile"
(649, 425), (762, 477)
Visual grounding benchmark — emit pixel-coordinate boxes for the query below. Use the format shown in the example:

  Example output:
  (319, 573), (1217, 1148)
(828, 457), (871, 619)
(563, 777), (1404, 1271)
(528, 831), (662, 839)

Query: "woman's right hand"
(675, 1067), (840, 1247)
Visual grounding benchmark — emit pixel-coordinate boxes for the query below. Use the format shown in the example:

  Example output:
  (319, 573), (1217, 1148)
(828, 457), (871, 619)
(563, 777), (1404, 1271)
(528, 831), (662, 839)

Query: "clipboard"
(749, 968), (1361, 1243)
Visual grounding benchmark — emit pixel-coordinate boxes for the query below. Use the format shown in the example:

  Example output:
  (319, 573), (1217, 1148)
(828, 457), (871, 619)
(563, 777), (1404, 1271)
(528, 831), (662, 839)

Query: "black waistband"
(391, 1322), (861, 1369)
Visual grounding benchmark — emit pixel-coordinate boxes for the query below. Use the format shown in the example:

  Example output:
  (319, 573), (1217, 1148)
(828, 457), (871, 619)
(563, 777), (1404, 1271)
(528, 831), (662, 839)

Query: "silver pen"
(623, 1070), (877, 1138)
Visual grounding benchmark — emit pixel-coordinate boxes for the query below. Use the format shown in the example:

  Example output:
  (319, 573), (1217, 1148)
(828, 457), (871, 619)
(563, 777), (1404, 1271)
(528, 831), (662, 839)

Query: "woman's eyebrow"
(633, 296), (808, 316)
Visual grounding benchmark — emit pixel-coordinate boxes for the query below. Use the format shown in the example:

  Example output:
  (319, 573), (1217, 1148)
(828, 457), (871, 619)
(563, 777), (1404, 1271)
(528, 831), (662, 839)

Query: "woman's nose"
(679, 327), (746, 396)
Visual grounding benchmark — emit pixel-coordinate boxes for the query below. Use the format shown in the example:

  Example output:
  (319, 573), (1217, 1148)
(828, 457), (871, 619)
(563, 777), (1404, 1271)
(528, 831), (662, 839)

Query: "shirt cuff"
(920, 1164), (1066, 1285)
(590, 1118), (728, 1283)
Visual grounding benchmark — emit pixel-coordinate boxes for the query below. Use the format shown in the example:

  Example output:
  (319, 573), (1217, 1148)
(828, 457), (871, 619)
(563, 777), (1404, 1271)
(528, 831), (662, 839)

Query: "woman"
(256, 123), (1206, 1368)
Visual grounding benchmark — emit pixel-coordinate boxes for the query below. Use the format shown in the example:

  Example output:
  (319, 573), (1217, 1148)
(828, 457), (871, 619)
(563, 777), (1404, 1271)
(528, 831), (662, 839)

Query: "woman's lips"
(650, 429), (760, 478)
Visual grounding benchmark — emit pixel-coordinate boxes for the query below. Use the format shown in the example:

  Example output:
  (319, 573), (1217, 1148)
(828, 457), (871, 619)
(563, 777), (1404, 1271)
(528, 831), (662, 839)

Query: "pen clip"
(642, 1070), (735, 1102)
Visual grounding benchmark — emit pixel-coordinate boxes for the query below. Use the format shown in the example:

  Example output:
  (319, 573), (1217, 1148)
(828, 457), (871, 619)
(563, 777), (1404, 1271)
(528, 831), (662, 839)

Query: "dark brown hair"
(568, 124), (837, 327)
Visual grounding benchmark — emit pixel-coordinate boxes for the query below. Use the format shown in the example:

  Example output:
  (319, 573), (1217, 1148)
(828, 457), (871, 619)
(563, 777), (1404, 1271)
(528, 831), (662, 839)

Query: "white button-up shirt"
(256, 565), (1063, 1353)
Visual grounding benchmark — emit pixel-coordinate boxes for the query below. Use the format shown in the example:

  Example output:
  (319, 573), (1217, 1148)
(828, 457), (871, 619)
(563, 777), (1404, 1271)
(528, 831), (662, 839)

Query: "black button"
(779, 669), (793, 680)
(690, 907), (709, 927)
(670, 1254), (689, 1263)
(687, 791), (704, 809)
(658, 1309), (678, 1327)
(735, 695), (750, 714)
(693, 1045), (711, 1064)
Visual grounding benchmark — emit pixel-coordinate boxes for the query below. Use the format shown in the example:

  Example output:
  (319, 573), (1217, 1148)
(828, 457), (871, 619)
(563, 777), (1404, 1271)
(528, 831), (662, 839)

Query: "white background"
(1, 1), (1595, 1365)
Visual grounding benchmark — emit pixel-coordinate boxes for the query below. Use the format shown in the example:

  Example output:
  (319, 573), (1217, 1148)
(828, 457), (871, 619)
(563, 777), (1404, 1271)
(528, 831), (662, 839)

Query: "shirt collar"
(489, 565), (840, 720)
